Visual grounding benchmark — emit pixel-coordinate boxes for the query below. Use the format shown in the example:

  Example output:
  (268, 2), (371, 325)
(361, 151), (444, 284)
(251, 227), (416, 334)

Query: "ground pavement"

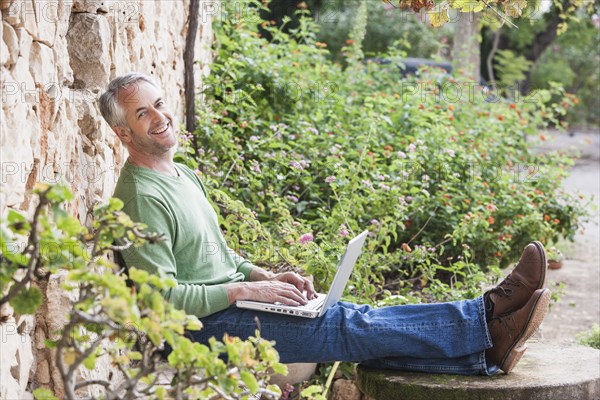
(533, 128), (600, 345)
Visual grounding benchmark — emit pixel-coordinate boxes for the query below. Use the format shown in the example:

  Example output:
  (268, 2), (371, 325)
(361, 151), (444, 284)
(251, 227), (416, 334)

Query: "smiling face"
(113, 81), (177, 159)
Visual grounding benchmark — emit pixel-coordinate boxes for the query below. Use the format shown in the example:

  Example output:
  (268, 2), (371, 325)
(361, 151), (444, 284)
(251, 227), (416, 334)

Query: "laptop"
(236, 230), (369, 318)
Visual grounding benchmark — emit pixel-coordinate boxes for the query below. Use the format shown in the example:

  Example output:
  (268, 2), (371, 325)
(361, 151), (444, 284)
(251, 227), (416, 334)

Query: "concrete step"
(356, 342), (600, 400)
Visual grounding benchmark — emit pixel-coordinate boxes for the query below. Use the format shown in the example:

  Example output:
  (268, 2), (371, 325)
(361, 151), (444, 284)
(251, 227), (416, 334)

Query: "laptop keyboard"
(304, 296), (325, 310)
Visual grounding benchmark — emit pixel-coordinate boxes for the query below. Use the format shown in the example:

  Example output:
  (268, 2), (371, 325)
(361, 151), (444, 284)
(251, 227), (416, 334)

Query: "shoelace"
(490, 275), (526, 298)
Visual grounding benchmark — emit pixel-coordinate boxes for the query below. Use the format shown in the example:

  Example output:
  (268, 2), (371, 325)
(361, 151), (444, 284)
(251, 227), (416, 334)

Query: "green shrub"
(176, 0), (589, 305)
(577, 324), (600, 350)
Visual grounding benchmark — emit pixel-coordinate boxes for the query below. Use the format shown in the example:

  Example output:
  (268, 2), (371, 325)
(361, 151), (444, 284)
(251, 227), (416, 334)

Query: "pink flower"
(290, 161), (303, 170)
(397, 151), (407, 159)
(298, 233), (314, 244)
(325, 176), (336, 183)
(407, 144), (417, 153)
(250, 161), (261, 174)
(286, 195), (299, 202)
(339, 229), (349, 237)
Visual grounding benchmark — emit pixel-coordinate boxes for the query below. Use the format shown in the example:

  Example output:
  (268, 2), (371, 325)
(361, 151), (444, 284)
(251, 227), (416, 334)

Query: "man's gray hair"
(98, 72), (159, 128)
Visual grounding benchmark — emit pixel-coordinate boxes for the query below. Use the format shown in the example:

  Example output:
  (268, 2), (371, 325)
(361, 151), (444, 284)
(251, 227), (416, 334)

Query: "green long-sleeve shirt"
(113, 161), (255, 318)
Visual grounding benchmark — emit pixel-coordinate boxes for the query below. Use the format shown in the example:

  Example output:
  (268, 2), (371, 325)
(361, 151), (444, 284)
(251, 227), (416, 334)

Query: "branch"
(486, 29), (501, 87)
(207, 383), (234, 400)
(184, 0), (201, 155)
(406, 206), (439, 245)
(74, 380), (111, 390)
(66, 333), (107, 379)
(0, 189), (50, 307)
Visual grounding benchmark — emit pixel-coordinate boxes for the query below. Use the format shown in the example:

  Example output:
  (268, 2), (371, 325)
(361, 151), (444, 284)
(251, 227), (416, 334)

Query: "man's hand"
(270, 272), (317, 301)
(226, 280), (310, 306)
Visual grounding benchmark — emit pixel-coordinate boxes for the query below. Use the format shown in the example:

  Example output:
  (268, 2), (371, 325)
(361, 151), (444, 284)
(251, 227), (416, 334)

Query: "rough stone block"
(0, 318), (23, 399)
(357, 342), (600, 400)
(71, 0), (109, 14)
(29, 41), (56, 85)
(331, 378), (363, 400)
(66, 13), (110, 89)
(269, 362), (317, 389)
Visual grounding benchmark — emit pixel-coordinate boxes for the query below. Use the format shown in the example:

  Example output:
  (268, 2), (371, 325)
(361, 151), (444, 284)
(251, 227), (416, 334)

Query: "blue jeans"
(189, 296), (498, 376)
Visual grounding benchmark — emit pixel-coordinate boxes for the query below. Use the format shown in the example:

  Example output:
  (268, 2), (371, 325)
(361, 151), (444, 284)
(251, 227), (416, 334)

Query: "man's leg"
(190, 297), (493, 375)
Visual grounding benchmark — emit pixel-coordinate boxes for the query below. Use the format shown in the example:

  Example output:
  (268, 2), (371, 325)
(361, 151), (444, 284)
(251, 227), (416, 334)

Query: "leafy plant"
(577, 324), (600, 350)
(1, 184), (284, 400)
(494, 49), (532, 91)
(179, 0), (589, 312)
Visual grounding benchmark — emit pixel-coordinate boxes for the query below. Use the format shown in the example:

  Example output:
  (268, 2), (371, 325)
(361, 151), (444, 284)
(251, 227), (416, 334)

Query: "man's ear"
(112, 126), (132, 143)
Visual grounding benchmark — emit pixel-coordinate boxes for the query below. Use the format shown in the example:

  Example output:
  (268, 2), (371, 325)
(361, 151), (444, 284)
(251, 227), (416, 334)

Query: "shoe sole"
(531, 241), (548, 290)
(500, 288), (552, 373)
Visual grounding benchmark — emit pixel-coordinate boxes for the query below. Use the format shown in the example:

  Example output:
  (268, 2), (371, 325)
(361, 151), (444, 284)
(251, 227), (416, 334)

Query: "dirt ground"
(533, 128), (600, 344)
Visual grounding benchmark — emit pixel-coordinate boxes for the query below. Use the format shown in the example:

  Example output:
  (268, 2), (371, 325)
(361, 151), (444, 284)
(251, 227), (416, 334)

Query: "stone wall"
(0, 1), (214, 398)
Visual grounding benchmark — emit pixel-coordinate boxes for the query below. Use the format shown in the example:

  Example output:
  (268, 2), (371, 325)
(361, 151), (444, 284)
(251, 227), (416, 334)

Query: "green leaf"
(83, 353), (97, 370)
(240, 370), (259, 393)
(272, 362), (288, 375)
(301, 385), (324, 397)
(155, 386), (167, 400)
(11, 287), (43, 315)
(33, 388), (58, 400)
(108, 197), (124, 211)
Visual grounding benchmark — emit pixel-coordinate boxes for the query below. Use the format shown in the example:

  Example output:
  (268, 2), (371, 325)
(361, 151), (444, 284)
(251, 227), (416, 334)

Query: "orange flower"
(495, 251), (502, 257)
(509, 103), (516, 109)
(505, 219), (512, 226)
(384, 144), (394, 151)
(448, 104), (454, 111)
(345, 39), (355, 45)
(498, 115), (504, 121)
(517, 214), (524, 219)
(552, 218), (560, 224)
(539, 134), (547, 141)
(487, 216), (495, 224)
(401, 243), (412, 253)
(419, 104), (425, 110)
(544, 214), (551, 221)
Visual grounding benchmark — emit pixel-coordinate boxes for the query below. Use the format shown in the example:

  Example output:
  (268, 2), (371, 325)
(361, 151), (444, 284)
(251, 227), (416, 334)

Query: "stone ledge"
(356, 342), (600, 400)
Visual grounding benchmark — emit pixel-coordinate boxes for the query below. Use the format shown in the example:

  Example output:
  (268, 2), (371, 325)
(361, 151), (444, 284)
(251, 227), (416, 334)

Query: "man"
(99, 72), (551, 375)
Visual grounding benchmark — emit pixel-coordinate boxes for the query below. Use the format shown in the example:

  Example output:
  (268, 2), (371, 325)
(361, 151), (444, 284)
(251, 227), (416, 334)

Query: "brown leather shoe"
(488, 241), (547, 317)
(486, 288), (551, 373)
